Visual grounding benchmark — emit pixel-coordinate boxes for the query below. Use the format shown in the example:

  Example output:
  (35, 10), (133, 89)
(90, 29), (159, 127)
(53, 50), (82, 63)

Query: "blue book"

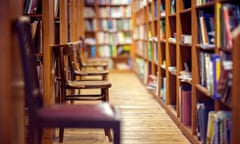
(211, 54), (221, 99)
(90, 45), (96, 57)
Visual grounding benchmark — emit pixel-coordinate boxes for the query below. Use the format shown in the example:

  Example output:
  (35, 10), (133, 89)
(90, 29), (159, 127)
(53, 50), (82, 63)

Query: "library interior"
(1, 0), (240, 144)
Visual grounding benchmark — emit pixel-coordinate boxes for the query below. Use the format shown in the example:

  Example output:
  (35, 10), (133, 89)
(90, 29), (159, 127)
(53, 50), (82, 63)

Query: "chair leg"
(103, 88), (109, 102)
(113, 125), (121, 144)
(104, 128), (113, 142)
(59, 128), (64, 143)
(27, 126), (42, 144)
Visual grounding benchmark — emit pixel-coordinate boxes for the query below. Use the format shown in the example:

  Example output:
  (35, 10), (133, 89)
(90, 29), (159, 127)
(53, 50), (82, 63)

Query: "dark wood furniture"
(15, 16), (121, 144)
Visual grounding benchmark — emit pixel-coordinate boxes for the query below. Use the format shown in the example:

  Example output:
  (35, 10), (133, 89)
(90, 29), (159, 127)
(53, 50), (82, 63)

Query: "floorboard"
(53, 71), (191, 144)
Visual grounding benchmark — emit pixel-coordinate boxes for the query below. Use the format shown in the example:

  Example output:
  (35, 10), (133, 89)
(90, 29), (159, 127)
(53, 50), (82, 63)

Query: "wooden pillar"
(0, 0), (24, 144)
(69, 0), (74, 41)
(76, 0), (81, 38)
(79, 0), (85, 37)
(60, 0), (68, 43)
(75, 0), (84, 40)
(42, 0), (55, 143)
(232, 27), (240, 144)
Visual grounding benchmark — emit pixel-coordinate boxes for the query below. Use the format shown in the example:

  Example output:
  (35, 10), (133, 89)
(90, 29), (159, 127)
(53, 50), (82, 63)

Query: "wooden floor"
(53, 71), (191, 144)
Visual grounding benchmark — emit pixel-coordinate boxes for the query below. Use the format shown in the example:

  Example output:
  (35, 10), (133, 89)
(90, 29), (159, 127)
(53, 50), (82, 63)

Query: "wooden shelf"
(180, 8), (192, 14)
(84, 1), (132, 70)
(132, 0), (239, 143)
(24, 13), (42, 18)
(195, 84), (210, 97)
(195, 2), (215, 9)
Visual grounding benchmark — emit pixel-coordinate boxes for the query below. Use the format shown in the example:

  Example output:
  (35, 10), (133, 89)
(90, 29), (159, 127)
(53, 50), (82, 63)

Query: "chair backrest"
(77, 38), (88, 66)
(70, 42), (81, 70)
(15, 16), (43, 120)
(52, 43), (74, 102)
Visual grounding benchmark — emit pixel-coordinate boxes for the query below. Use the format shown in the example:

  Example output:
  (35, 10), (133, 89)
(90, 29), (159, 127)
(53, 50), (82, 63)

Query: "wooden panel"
(0, 0), (24, 144)
(60, 0), (68, 43)
(0, 1), (13, 144)
(232, 27), (240, 144)
(69, 0), (77, 41)
(42, 0), (55, 143)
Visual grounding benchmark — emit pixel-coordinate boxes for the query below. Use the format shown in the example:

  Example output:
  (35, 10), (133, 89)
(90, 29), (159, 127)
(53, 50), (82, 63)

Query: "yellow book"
(216, 3), (222, 48)
(206, 111), (216, 144)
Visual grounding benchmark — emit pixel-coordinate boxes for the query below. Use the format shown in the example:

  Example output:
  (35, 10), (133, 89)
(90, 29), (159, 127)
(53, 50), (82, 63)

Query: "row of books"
(24, 0), (59, 17)
(196, 0), (213, 6)
(96, 45), (130, 57)
(199, 51), (232, 105)
(196, 101), (231, 144)
(98, 19), (131, 31)
(154, 0), (158, 18)
(133, 25), (148, 40)
(134, 58), (150, 84)
(23, 0), (41, 14)
(135, 41), (145, 56)
(170, 0), (176, 14)
(135, 40), (155, 60)
(84, 7), (95, 18)
(133, 0), (148, 12)
(147, 37), (158, 63)
(160, 77), (166, 103)
(98, 6), (131, 18)
(148, 4), (153, 21)
(97, 31), (132, 45)
(159, 20), (166, 40)
(84, 19), (96, 31)
(146, 74), (159, 96)
(217, 3), (240, 49)
(31, 20), (42, 54)
(160, 0), (166, 16)
(197, 10), (215, 46)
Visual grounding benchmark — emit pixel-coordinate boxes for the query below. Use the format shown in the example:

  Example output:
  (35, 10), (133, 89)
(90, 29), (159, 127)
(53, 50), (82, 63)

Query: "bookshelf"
(83, 0), (132, 70)
(132, 0), (240, 143)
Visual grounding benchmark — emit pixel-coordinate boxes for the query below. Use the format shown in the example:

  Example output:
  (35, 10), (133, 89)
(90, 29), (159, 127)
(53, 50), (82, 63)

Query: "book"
(206, 111), (216, 144)
(197, 9), (216, 45)
(212, 111), (231, 144)
(217, 60), (232, 105)
(181, 85), (192, 126)
(90, 45), (96, 57)
(222, 4), (240, 49)
(197, 101), (214, 144)
(198, 10), (211, 45)
(211, 54), (221, 99)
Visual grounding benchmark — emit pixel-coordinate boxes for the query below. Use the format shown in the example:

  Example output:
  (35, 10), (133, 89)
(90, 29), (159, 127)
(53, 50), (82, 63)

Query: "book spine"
(222, 5), (232, 49)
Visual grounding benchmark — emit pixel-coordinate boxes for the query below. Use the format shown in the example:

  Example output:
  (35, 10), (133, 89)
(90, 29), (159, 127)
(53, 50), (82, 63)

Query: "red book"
(181, 89), (192, 126)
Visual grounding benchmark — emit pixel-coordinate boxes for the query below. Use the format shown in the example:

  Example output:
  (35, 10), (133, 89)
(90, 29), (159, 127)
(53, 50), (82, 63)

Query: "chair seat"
(66, 80), (111, 89)
(82, 62), (108, 67)
(36, 103), (120, 128)
(74, 69), (109, 76)
(86, 58), (109, 63)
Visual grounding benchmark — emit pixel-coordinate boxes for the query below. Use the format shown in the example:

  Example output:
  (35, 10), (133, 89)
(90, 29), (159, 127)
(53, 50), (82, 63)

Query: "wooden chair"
(53, 44), (111, 102)
(15, 16), (121, 144)
(53, 41), (113, 142)
(68, 41), (109, 81)
(79, 36), (110, 70)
